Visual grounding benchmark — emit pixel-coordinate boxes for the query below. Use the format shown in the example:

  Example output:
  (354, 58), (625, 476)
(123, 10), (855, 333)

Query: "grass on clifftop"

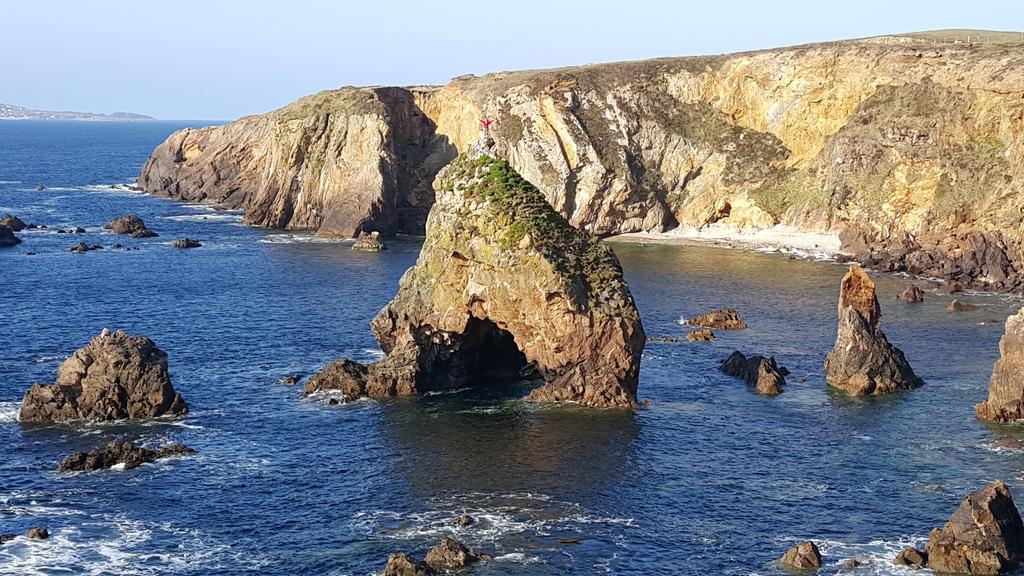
(439, 153), (626, 307)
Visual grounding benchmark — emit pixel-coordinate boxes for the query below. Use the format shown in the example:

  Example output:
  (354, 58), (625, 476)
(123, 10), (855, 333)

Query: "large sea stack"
(926, 480), (1024, 574)
(824, 266), (922, 395)
(977, 307), (1024, 422)
(306, 149), (645, 407)
(20, 329), (189, 423)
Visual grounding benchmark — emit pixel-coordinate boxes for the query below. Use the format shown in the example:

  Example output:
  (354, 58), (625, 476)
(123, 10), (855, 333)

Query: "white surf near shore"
(611, 224), (841, 260)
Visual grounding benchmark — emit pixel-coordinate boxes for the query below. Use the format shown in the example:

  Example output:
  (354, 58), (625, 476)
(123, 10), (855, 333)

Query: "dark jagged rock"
(19, 329), (188, 423)
(455, 513), (475, 527)
(978, 308), (1024, 422)
(824, 266), (922, 395)
(68, 242), (103, 253)
(686, 328), (716, 342)
(303, 359), (368, 399)
(105, 215), (157, 237)
(352, 231), (386, 251)
(172, 237), (202, 249)
(685, 308), (747, 330)
(424, 537), (480, 570)
(926, 481), (1024, 574)
(0, 534), (14, 544)
(58, 441), (195, 473)
(310, 153), (645, 408)
(720, 351), (787, 396)
(779, 541), (822, 570)
(948, 299), (978, 312)
(898, 283), (925, 303)
(0, 225), (21, 247)
(280, 374), (301, 386)
(25, 527), (48, 540)
(0, 214), (26, 231)
(894, 547), (928, 569)
(383, 553), (435, 576)
(73, 227), (86, 234)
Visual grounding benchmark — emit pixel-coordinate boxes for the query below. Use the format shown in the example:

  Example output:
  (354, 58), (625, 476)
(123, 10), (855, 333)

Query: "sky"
(2, 0), (1021, 120)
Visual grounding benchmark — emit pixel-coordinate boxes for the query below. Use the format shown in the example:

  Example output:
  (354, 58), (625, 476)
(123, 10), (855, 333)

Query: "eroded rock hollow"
(307, 151), (645, 407)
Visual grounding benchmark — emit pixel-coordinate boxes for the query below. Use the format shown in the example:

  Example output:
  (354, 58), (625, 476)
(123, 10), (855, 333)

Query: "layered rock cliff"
(976, 306), (1024, 422)
(306, 149), (645, 407)
(140, 34), (1024, 289)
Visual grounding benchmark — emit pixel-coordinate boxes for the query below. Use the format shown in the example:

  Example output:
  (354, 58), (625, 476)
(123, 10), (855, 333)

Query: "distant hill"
(0, 103), (154, 121)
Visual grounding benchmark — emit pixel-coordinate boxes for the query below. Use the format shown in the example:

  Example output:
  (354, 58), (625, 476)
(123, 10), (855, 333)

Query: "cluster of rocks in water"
(0, 213), (26, 247)
(384, 537), (488, 576)
(58, 441), (195, 473)
(685, 308), (747, 330)
(105, 214), (158, 238)
(0, 527), (49, 545)
(352, 230), (386, 251)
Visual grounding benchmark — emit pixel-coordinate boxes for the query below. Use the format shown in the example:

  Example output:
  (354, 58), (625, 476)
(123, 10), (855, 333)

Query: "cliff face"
(140, 35), (1024, 288)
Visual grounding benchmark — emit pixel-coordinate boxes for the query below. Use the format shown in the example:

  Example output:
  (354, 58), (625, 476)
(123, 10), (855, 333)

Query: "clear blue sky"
(2, 0), (1020, 120)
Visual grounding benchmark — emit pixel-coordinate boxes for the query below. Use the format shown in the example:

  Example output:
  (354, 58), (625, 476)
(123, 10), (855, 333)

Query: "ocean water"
(2, 120), (1024, 575)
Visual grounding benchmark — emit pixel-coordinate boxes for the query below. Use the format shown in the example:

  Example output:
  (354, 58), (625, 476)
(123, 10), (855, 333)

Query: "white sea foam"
(258, 234), (352, 245)
(361, 348), (386, 361)
(0, 180), (22, 184)
(0, 401), (20, 423)
(36, 355), (63, 363)
(162, 213), (243, 223)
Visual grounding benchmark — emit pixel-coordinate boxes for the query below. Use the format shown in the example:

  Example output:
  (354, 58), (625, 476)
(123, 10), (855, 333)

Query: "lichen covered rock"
(824, 266), (922, 395)
(20, 329), (189, 423)
(312, 152), (645, 407)
(926, 480), (1024, 574)
(977, 307), (1024, 422)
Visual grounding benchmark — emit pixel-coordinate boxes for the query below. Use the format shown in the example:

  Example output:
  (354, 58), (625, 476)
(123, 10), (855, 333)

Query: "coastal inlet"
(3, 121), (1024, 574)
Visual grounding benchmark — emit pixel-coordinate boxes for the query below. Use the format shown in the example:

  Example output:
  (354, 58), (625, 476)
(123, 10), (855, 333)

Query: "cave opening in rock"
(453, 317), (533, 389)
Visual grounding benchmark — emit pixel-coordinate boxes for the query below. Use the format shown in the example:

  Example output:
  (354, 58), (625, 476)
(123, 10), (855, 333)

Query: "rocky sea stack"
(824, 266), (922, 395)
(977, 307), (1024, 422)
(926, 480), (1024, 574)
(307, 151), (645, 407)
(20, 329), (188, 423)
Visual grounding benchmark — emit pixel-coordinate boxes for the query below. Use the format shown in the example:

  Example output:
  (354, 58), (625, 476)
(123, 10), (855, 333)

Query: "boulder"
(352, 231), (386, 251)
(280, 374), (301, 386)
(685, 308), (747, 330)
(720, 351), (787, 396)
(687, 328), (716, 342)
(455, 513), (475, 527)
(383, 553), (434, 576)
(977, 307), (1024, 422)
(424, 537), (480, 569)
(824, 266), (923, 395)
(0, 226), (21, 247)
(172, 237), (202, 249)
(309, 153), (645, 408)
(19, 329), (189, 423)
(24, 527), (48, 540)
(68, 242), (103, 253)
(949, 299), (978, 312)
(779, 541), (822, 570)
(58, 441), (195, 473)
(0, 214), (27, 231)
(894, 547), (928, 569)
(105, 215), (156, 237)
(303, 359), (368, 399)
(898, 283), (925, 303)
(926, 480), (1024, 574)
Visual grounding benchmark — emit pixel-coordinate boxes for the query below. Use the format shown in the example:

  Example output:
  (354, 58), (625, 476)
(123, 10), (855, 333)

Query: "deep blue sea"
(3, 120), (1024, 575)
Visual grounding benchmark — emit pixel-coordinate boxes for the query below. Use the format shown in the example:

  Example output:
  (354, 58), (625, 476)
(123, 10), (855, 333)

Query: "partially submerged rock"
(68, 242), (103, 253)
(948, 298), (978, 312)
(310, 153), (645, 408)
(20, 329), (189, 423)
(172, 237), (202, 249)
(0, 534), (14, 544)
(105, 215), (157, 238)
(383, 553), (434, 576)
(898, 283), (925, 303)
(686, 308), (747, 330)
(0, 225), (21, 247)
(926, 480), (1024, 574)
(779, 541), (822, 570)
(720, 351), (787, 396)
(824, 266), (922, 395)
(424, 537), (480, 569)
(977, 307), (1024, 422)
(58, 441), (195, 473)
(687, 328), (716, 342)
(647, 336), (680, 344)
(894, 547), (928, 569)
(0, 214), (27, 231)
(352, 231), (386, 251)
(455, 513), (475, 527)
(24, 528), (48, 540)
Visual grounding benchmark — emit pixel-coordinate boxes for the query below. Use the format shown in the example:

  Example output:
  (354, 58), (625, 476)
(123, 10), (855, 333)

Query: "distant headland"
(0, 103), (154, 121)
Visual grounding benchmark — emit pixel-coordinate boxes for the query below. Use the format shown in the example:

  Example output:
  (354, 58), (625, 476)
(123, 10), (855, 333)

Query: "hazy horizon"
(2, 0), (1021, 121)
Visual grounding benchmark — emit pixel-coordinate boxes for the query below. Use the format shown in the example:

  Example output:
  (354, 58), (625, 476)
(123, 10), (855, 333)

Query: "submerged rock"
(19, 329), (189, 423)
(352, 231), (386, 251)
(24, 527), (48, 540)
(720, 351), (787, 396)
(978, 307), (1024, 422)
(898, 283), (925, 303)
(424, 537), (480, 569)
(779, 541), (822, 570)
(0, 214), (27, 232)
(0, 225), (21, 247)
(105, 215), (157, 238)
(948, 298), (978, 312)
(926, 480), (1024, 574)
(686, 308), (747, 330)
(58, 441), (195, 473)
(172, 237), (202, 249)
(68, 242), (103, 253)
(383, 553), (434, 576)
(894, 547), (928, 569)
(686, 328), (716, 342)
(824, 266), (922, 395)
(0, 534), (14, 544)
(455, 513), (475, 527)
(310, 153), (645, 408)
